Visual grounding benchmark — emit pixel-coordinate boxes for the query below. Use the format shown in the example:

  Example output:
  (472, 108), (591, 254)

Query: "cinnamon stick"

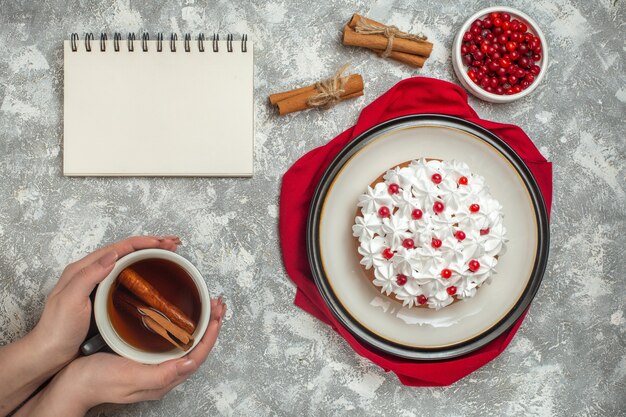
(343, 14), (433, 58)
(113, 290), (194, 351)
(268, 84), (317, 105)
(272, 74), (364, 116)
(118, 268), (196, 335)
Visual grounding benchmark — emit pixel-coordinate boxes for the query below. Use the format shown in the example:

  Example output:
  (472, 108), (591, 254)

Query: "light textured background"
(0, 0), (624, 416)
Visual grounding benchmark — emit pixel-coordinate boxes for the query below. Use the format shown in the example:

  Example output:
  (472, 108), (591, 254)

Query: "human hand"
(32, 236), (182, 370)
(17, 298), (226, 417)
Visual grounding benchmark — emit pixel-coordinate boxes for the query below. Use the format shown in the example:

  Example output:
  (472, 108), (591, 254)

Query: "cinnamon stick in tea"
(118, 267), (196, 335)
(113, 290), (194, 351)
(270, 74), (364, 116)
(343, 14), (433, 58)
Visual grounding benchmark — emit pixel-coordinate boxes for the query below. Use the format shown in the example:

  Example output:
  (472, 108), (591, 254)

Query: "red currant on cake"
(396, 274), (408, 286)
(469, 259), (480, 272)
(353, 158), (507, 310)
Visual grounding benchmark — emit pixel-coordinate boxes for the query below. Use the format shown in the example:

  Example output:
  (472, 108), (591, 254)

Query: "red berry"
(469, 259), (480, 272)
(382, 248), (394, 260)
(433, 201), (445, 213)
(520, 80), (531, 90)
(501, 12), (511, 22)
(499, 58), (511, 68)
(525, 73), (535, 82)
(530, 65), (541, 75)
(483, 18), (493, 28)
(411, 208), (423, 220)
(493, 17), (502, 27)
(480, 228), (490, 235)
(417, 295), (428, 305)
(388, 183), (400, 194)
(495, 86), (505, 95)
(469, 204), (480, 213)
(532, 53), (541, 61)
(512, 85), (522, 93)
(502, 20), (510, 30)
(497, 34), (508, 44)
(455, 230), (466, 240)
(441, 268), (452, 279)
(463, 32), (473, 42)
(458, 176), (468, 185)
(510, 21), (519, 32)
(447, 286), (457, 296)
(431, 238), (442, 248)
(508, 75), (518, 84)
(402, 238), (415, 249)
(519, 22), (528, 32)
(489, 12), (500, 19)
(510, 50), (520, 61)
(506, 87), (514, 95)
(396, 274), (407, 286)
(378, 206), (390, 218)
(431, 173), (442, 184)
(515, 68), (526, 78)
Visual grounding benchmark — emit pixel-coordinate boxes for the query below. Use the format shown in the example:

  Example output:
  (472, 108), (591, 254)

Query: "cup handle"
(81, 334), (107, 356)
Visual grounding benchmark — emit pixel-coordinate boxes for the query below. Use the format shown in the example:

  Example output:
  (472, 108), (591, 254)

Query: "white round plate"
(307, 114), (549, 359)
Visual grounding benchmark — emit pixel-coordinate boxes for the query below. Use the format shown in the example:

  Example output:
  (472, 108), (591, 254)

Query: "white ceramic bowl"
(93, 249), (211, 364)
(452, 6), (548, 103)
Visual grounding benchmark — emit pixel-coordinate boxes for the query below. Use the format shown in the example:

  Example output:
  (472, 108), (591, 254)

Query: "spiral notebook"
(63, 33), (253, 176)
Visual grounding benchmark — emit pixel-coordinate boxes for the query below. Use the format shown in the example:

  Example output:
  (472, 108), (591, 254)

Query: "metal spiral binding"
(85, 33), (94, 51)
(198, 33), (205, 52)
(113, 33), (121, 52)
(184, 33), (191, 52)
(70, 33), (78, 51)
(128, 33), (136, 52)
(157, 33), (163, 52)
(142, 33), (149, 52)
(100, 33), (107, 51)
(69, 32), (249, 53)
(170, 33), (177, 52)
(226, 34), (233, 52)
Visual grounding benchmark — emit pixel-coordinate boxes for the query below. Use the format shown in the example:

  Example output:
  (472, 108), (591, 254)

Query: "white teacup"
(81, 249), (211, 364)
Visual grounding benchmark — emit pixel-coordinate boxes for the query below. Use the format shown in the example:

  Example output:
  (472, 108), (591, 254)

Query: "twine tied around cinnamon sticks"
(343, 14), (433, 68)
(269, 64), (364, 116)
(307, 64), (351, 109)
(354, 17), (427, 58)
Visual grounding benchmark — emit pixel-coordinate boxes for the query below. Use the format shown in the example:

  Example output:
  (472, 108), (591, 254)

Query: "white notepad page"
(63, 39), (253, 176)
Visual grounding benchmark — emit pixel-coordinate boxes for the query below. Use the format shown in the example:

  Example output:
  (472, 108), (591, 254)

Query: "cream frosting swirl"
(353, 158), (507, 310)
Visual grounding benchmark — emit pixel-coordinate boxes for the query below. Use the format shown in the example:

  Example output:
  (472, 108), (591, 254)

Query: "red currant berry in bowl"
(453, 7), (547, 102)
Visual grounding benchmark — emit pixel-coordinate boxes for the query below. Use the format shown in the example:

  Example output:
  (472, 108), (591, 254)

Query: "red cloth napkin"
(279, 77), (552, 386)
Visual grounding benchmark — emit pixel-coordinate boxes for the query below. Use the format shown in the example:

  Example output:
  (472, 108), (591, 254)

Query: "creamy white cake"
(352, 158), (507, 310)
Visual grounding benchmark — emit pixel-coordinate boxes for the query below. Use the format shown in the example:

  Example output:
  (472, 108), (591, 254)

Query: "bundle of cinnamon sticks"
(115, 268), (196, 351)
(269, 65), (364, 116)
(342, 14), (433, 68)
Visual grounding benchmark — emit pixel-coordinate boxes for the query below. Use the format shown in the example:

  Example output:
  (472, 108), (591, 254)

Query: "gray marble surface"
(0, 0), (624, 416)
